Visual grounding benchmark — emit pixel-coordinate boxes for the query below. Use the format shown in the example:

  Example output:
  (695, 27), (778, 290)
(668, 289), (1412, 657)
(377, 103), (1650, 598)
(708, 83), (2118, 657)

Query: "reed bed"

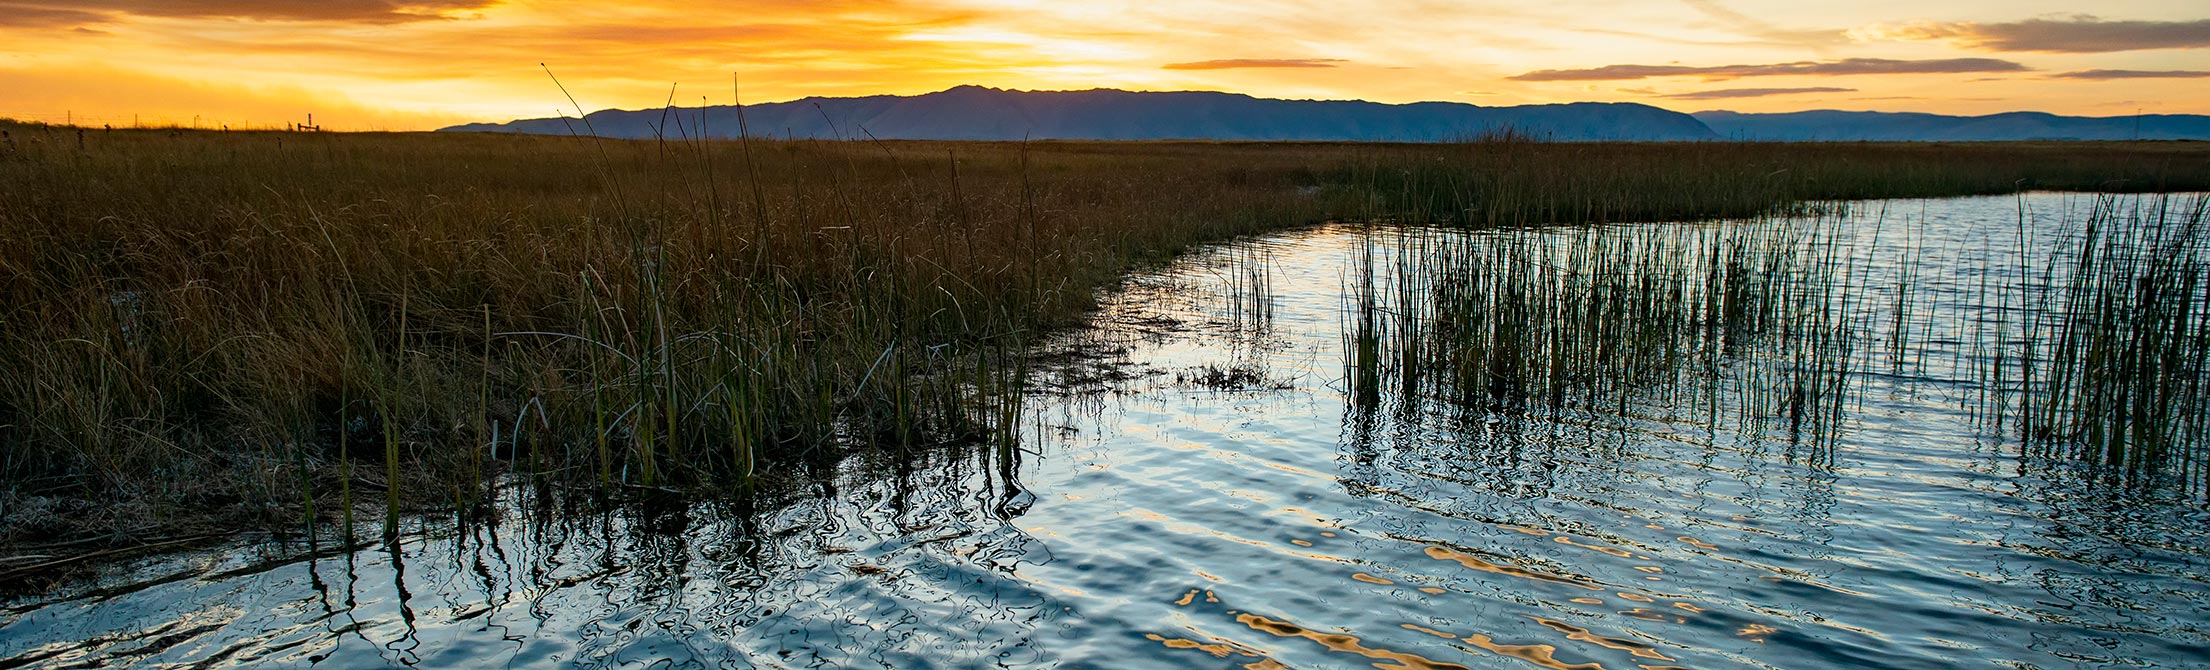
(2, 120), (2207, 543)
(1347, 192), (2210, 499)
(1344, 216), (1863, 452)
(1970, 195), (2210, 496)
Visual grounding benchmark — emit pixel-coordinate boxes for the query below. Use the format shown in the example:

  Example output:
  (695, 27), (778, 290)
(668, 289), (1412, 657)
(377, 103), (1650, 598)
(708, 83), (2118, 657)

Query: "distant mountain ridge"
(1694, 110), (2210, 142)
(440, 86), (2210, 142)
(441, 85), (1715, 142)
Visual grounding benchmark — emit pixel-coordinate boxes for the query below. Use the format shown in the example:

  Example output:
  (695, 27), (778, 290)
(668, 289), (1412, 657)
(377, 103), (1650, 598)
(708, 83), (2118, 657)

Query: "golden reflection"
(1176, 589), (1199, 606)
(1419, 587), (1448, 595)
(1144, 632), (1271, 660)
(1554, 536), (1635, 558)
(1532, 618), (1676, 662)
(1402, 623), (1458, 639)
(1617, 592), (1655, 603)
(1677, 537), (1719, 550)
(1463, 634), (1605, 670)
(1736, 624), (1778, 642)
(1425, 546), (1602, 590)
(1234, 613), (1475, 670)
(1353, 572), (1397, 585)
(1570, 597), (1606, 605)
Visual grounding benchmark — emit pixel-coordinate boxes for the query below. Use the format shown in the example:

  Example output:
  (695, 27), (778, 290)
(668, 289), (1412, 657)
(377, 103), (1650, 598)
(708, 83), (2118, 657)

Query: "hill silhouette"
(441, 86), (2210, 142)
(442, 85), (1714, 141)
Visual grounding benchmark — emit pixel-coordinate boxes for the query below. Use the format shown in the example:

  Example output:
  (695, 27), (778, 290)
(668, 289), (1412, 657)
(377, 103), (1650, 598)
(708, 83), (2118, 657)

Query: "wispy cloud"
(1861, 15), (2210, 53)
(1678, 0), (1844, 47)
(5, 0), (498, 24)
(1510, 58), (2027, 81)
(0, 3), (111, 27)
(2051, 69), (2210, 80)
(1659, 86), (1854, 100)
(1162, 58), (1346, 70)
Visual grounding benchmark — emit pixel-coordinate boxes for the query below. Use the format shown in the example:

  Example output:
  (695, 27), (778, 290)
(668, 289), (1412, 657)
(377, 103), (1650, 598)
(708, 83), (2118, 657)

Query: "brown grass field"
(2, 121), (2207, 545)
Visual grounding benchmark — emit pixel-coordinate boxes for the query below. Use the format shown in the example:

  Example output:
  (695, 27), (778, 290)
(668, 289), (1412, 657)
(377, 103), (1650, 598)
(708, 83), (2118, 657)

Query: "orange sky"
(1, 1), (2205, 131)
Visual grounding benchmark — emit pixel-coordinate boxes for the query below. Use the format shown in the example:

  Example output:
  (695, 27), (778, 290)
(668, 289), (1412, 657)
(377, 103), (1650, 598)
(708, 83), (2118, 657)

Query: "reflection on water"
(5, 193), (2210, 669)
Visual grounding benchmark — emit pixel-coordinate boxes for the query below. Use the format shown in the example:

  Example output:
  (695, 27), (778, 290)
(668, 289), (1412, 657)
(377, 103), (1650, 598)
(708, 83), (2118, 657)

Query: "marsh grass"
(1347, 192), (2210, 500)
(1345, 215), (1863, 453)
(1970, 195), (2210, 496)
(2, 120), (2208, 543)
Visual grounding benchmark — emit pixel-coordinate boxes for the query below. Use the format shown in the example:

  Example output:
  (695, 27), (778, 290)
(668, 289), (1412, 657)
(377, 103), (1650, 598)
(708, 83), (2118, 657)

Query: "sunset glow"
(1, 1), (2205, 130)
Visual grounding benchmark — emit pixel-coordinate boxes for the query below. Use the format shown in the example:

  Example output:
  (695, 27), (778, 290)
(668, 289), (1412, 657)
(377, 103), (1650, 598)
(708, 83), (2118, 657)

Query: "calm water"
(5, 193), (2208, 669)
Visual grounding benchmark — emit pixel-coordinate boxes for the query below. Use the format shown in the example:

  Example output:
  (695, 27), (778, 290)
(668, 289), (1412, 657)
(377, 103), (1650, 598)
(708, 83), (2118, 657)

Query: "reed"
(1344, 215), (1862, 450)
(1975, 195), (2210, 494)
(1346, 191), (2210, 499)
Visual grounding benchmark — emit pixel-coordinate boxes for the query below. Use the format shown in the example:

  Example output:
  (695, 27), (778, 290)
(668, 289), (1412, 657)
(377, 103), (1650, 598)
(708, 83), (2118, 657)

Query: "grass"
(1972, 195), (2210, 496)
(1346, 191), (2210, 499)
(2, 120), (2208, 545)
(1343, 214), (1862, 451)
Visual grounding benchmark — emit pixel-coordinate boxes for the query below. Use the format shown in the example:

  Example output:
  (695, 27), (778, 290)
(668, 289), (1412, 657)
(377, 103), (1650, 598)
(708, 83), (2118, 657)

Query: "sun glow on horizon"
(0, 1), (2204, 131)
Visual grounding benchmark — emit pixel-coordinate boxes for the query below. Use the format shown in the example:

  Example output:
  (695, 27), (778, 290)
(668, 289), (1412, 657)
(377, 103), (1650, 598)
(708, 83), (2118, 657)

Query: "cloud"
(0, 3), (111, 27)
(4, 1), (499, 24)
(1864, 16), (2210, 53)
(2050, 69), (2210, 80)
(1510, 57), (2028, 81)
(1678, 0), (1844, 47)
(1659, 86), (1855, 100)
(1163, 58), (1346, 70)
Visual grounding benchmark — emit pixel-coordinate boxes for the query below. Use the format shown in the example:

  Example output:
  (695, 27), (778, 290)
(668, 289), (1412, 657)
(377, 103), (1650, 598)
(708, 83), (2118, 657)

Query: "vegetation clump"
(1346, 192), (2210, 498)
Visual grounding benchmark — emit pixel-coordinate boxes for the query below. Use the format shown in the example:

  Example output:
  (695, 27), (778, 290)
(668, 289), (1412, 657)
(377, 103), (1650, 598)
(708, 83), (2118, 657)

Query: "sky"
(0, 1), (2205, 131)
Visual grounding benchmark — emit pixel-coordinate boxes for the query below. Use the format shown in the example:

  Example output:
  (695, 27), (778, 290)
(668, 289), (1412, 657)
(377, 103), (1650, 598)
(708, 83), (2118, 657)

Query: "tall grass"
(1344, 216), (1862, 450)
(1, 121), (2206, 541)
(1974, 195), (2210, 496)
(1347, 192), (2210, 499)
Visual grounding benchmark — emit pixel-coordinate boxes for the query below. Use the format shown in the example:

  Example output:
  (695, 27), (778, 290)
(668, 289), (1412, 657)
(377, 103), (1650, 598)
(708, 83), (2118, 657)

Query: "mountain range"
(441, 86), (2210, 143)
(1692, 110), (2210, 141)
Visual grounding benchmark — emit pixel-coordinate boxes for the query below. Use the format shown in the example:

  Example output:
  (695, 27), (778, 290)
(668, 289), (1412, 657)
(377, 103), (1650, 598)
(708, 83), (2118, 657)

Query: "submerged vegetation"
(1, 119), (2208, 544)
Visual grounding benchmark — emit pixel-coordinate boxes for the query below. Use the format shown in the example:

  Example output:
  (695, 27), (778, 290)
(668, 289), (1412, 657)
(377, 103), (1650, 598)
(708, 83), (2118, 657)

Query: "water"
(5, 193), (2209, 669)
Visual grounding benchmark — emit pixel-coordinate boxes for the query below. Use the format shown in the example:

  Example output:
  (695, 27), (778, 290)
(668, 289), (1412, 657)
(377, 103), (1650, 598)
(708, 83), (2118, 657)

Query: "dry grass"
(0, 121), (2205, 544)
